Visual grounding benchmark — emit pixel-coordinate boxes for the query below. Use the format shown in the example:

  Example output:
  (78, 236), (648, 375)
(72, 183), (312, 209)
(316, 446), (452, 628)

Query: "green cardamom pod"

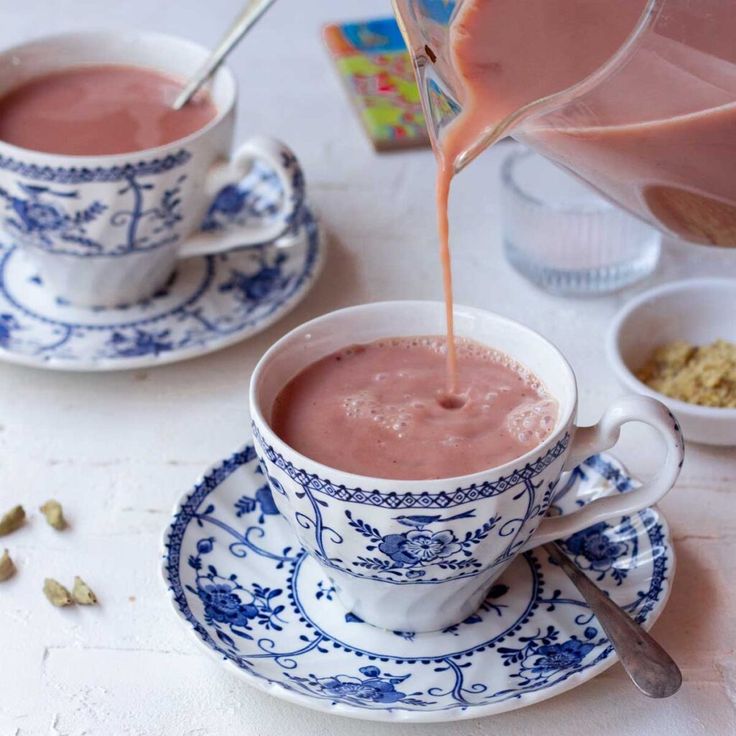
(39, 500), (67, 531)
(0, 549), (15, 582)
(43, 578), (73, 607)
(0, 505), (25, 536)
(72, 576), (97, 605)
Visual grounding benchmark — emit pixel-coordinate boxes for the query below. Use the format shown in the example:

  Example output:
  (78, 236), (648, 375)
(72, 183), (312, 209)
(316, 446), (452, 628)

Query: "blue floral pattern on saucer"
(0, 206), (323, 371)
(162, 446), (674, 723)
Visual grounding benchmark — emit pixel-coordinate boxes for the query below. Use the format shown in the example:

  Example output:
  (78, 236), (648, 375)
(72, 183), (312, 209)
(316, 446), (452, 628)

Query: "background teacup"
(250, 301), (684, 632)
(0, 31), (305, 307)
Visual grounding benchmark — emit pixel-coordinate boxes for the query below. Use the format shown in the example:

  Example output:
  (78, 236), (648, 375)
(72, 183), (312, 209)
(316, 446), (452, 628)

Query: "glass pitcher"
(393, 0), (736, 247)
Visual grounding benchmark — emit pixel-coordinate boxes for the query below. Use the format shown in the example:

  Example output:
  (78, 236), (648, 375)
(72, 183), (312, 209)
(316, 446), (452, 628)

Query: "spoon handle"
(544, 542), (682, 698)
(173, 0), (278, 110)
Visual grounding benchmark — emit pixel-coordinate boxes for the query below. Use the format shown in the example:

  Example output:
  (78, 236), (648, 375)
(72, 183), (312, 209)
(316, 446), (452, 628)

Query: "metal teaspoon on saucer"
(544, 542), (682, 698)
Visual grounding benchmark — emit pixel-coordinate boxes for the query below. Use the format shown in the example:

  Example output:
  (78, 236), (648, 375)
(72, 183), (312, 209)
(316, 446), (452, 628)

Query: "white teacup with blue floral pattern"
(0, 31), (305, 307)
(250, 301), (685, 632)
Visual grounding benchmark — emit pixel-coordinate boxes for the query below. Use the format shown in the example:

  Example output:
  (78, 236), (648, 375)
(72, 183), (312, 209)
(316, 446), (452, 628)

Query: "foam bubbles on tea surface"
(504, 398), (557, 444)
(337, 336), (556, 444)
(342, 390), (415, 438)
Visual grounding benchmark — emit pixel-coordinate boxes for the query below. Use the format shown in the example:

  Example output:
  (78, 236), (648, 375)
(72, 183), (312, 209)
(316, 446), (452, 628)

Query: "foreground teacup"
(250, 301), (684, 632)
(0, 31), (305, 307)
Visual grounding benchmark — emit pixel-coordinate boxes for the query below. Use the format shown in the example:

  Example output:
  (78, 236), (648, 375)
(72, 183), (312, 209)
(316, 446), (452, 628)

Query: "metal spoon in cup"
(173, 0), (278, 110)
(544, 542), (682, 698)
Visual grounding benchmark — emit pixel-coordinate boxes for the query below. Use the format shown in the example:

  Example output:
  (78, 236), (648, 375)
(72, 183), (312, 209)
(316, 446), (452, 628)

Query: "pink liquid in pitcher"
(435, 0), (649, 387)
(270, 337), (557, 480)
(522, 34), (736, 248)
(430, 0), (736, 385)
(0, 65), (218, 155)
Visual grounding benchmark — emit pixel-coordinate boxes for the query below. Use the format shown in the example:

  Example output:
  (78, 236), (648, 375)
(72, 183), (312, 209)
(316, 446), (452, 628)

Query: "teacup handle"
(179, 135), (306, 258)
(520, 395), (684, 552)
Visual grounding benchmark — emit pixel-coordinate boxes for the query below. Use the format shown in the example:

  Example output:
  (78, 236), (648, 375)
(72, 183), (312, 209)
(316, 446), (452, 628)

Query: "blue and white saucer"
(0, 207), (324, 371)
(162, 447), (674, 722)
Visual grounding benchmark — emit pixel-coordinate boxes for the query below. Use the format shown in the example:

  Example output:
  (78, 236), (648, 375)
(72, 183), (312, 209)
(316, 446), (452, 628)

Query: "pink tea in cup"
(0, 64), (217, 155)
(270, 336), (558, 480)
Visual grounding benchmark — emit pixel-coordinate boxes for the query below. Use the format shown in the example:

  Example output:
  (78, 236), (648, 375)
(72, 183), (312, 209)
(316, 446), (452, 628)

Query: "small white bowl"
(607, 278), (736, 446)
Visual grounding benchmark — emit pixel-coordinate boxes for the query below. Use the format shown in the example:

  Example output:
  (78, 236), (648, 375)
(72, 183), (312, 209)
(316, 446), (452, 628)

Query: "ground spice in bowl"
(637, 339), (736, 408)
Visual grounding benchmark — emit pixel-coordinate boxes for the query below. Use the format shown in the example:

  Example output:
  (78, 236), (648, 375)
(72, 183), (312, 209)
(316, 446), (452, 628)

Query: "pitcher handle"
(520, 395), (684, 552)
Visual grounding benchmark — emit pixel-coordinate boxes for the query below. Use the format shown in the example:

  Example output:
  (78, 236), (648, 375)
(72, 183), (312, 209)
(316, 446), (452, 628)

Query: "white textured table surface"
(1, 2), (736, 735)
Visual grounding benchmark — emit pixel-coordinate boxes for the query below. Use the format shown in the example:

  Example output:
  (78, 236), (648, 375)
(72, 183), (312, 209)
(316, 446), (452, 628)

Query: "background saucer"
(0, 207), (324, 371)
(162, 445), (674, 723)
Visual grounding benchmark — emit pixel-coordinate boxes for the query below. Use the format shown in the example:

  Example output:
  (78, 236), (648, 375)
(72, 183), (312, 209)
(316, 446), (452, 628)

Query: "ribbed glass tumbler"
(501, 149), (661, 296)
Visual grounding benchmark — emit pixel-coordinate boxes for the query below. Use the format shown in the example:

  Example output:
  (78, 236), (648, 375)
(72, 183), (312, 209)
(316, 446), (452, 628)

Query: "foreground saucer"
(162, 447), (673, 722)
(0, 207), (323, 371)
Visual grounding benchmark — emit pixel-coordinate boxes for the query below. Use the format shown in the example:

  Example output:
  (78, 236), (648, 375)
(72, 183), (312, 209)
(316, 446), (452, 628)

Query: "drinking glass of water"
(501, 148), (661, 296)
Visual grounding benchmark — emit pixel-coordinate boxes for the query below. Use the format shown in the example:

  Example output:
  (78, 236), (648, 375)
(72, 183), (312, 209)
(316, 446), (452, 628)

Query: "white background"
(1, 1), (735, 734)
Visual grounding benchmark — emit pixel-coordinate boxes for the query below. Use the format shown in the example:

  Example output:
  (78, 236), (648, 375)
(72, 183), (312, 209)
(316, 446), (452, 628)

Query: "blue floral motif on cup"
(0, 143), (303, 258)
(201, 151), (305, 236)
(253, 423), (570, 585)
(202, 162), (282, 233)
(0, 152), (192, 257)
(381, 529), (462, 565)
(346, 509), (501, 579)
